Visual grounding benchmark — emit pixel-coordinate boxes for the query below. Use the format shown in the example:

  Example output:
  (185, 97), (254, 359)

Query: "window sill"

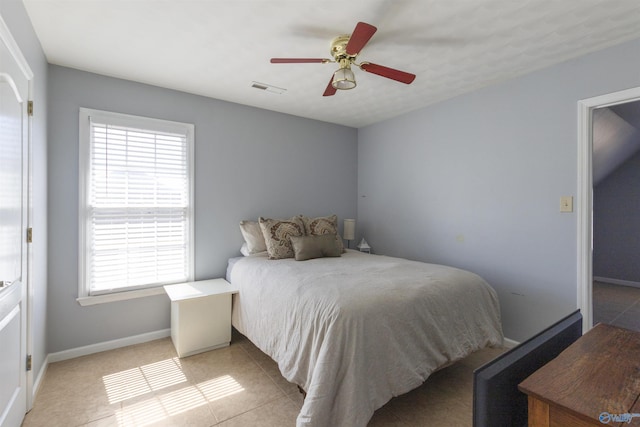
(76, 286), (166, 306)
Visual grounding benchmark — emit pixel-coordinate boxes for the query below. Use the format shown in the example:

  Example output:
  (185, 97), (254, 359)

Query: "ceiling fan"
(271, 22), (416, 96)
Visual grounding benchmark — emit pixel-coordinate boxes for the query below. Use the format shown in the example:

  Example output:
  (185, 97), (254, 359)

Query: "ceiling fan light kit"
(270, 21), (416, 96)
(332, 58), (356, 90)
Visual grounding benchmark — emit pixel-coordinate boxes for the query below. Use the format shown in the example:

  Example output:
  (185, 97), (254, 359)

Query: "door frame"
(0, 14), (34, 411)
(577, 86), (640, 333)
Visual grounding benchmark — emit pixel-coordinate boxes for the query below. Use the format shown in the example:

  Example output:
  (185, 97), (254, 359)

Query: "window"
(79, 108), (194, 300)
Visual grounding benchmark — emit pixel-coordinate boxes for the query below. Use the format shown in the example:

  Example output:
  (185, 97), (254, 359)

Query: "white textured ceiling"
(22, 0), (640, 128)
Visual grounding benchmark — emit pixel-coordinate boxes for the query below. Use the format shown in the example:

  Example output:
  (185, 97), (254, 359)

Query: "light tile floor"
(22, 331), (505, 427)
(593, 281), (640, 332)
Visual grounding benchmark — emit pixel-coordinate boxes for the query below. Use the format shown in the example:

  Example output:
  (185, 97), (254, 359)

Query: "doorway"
(577, 86), (640, 333)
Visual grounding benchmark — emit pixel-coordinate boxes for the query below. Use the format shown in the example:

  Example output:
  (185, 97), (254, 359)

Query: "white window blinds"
(79, 109), (194, 296)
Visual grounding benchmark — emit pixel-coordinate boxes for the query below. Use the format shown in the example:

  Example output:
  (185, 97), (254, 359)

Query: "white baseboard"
(503, 337), (519, 348)
(593, 276), (640, 289)
(48, 328), (171, 363)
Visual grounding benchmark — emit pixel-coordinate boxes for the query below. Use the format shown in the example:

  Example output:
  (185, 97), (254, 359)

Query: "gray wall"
(594, 150), (640, 283)
(358, 37), (640, 342)
(0, 0), (48, 382)
(48, 65), (357, 353)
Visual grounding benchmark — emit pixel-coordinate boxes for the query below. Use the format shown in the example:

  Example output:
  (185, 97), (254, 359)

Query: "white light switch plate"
(560, 196), (573, 213)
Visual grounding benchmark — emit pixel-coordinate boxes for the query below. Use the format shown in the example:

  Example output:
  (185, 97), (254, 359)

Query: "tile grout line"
(595, 282), (640, 329)
(238, 341), (298, 398)
(211, 343), (298, 421)
(248, 342), (308, 407)
(612, 298), (640, 327)
(594, 281), (640, 325)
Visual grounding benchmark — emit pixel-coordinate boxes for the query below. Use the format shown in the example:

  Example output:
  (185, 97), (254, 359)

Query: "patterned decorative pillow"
(239, 220), (267, 255)
(259, 216), (305, 260)
(299, 214), (345, 253)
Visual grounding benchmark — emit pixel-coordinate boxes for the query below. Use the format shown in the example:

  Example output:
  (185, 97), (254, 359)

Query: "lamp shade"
(343, 219), (355, 241)
(332, 67), (356, 90)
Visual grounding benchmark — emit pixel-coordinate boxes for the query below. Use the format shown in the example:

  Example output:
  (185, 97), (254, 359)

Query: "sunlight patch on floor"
(103, 358), (245, 426)
(102, 357), (187, 404)
(196, 375), (245, 402)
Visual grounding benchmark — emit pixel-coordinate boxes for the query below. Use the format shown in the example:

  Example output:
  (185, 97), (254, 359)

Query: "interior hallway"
(593, 281), (640, 332)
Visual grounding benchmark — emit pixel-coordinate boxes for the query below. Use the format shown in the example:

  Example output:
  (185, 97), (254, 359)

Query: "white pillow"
(240, 243), (267, 257)
(240, 243), (251, 256)
(239, 220), (267, 254)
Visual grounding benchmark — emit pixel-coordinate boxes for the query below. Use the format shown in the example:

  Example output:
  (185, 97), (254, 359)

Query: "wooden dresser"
(519, 323), (640, 427)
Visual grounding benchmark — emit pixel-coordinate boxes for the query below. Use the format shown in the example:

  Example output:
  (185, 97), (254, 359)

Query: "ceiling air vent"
(251, 81), (286, 94)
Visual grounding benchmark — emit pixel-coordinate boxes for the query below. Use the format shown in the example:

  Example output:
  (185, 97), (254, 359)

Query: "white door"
(0, 18), (30, 427)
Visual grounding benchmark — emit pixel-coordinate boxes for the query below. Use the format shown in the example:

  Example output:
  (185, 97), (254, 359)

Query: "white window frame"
(78, 108), (194, 305)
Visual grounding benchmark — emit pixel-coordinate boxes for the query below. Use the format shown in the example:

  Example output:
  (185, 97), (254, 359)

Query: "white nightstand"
(164, 278), (239, 357)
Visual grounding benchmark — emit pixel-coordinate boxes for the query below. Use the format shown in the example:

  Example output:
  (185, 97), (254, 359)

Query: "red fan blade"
(323, 77), (337, 97)
(271, 58), (329, 64)
(345, 22), (377, 56)
(360, 62), (416, 84)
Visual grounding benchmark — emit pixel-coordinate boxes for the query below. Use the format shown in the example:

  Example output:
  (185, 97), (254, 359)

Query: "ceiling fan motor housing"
(330, 35), (355, 61)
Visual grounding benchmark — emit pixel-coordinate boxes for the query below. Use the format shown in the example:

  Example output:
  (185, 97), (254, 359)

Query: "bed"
(227, 249), (503, 427)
